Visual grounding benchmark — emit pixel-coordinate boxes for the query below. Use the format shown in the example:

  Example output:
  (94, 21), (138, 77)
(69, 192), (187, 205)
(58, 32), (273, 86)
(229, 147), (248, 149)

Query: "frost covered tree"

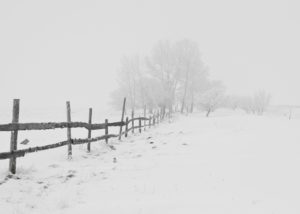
(253, 90), (271, 115)
(173, 39), (207, 113)
(198, 81), (225, 117)
(239, 96), (255, 114)
(225, 95), (241, 110)
(111, 39), (210, 114)
(111, 55), (143, 110)
(233, 91), (271, 115)
(146, 40), (180, 113)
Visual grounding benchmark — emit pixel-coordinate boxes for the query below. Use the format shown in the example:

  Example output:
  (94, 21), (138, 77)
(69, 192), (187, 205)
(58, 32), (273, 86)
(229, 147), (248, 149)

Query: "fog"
(2, 1), (300, 213)
(1, 0), (300, 111)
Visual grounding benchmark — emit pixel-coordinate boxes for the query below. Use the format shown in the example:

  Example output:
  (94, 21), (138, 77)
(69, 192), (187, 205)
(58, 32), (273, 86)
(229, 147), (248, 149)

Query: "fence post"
(125, 117), (129, 137)
(139, 116), (142, 133)
(153, 113), (156, 126)
(9, 99), (20, 174)
(119, 97), (126, 140)
(144, 105), (146, 131)
(87, 108), (92, 152)
(66, 101), (72, 159)
(131, 109), (134, 134)
(149, 116), (152, 128)
(105, 119), (108, 144)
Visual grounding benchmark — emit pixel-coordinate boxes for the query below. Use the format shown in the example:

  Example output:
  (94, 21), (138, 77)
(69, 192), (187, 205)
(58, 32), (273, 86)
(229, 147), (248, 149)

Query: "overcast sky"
(1, 0), (299, 111)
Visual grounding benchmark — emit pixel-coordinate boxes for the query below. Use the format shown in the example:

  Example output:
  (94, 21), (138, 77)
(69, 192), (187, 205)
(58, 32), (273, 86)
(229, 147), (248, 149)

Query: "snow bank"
(1, 110), (300, 213)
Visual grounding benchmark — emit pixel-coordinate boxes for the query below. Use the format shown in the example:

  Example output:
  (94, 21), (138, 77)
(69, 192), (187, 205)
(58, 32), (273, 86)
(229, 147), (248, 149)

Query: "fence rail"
(0, 98), (171, 174)
(0, 134), (119, 160)
(0, 121), (126, 132)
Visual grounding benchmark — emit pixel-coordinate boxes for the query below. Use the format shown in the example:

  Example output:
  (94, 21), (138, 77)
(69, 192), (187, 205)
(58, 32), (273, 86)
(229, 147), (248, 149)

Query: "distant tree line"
(226, 91), (271, 115)
(111, 39), (271, 116)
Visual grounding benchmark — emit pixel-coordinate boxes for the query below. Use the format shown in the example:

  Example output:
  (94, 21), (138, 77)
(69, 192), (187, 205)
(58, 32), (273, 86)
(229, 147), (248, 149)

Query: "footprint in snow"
(63, 170), (77, 182)
(48, 164), (59, 168)
(109, 145), (116, 150)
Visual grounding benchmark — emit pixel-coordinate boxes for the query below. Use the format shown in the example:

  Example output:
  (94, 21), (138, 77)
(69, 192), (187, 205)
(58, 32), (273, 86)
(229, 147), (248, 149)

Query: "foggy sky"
(1, 0), (299, 110)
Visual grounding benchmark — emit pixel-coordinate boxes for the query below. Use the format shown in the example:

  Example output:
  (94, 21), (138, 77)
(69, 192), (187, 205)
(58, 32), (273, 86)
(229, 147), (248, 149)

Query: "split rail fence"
(0, 98), (171, 174)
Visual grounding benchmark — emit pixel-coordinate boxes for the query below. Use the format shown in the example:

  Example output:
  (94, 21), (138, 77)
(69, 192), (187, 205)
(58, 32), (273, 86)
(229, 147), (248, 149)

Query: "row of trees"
(111, 39), (271, 116)
(111, 39), (209, 114)
(227, 91), (271, 115)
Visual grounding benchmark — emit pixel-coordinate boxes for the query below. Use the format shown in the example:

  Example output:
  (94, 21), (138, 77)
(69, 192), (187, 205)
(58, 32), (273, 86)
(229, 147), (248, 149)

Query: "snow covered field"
(1, 109), (300, 214)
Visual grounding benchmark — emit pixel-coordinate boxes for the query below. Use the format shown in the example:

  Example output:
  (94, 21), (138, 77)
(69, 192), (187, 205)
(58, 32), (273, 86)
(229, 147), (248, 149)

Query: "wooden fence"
(0, 98), (171, 174)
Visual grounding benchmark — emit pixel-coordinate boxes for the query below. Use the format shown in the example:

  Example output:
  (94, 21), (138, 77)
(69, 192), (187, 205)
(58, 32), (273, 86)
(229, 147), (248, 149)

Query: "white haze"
(1, 0), (300, 113)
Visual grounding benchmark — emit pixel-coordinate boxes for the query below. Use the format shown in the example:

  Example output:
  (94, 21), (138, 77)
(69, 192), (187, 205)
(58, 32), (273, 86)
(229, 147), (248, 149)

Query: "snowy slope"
(1, 110), (300, 214)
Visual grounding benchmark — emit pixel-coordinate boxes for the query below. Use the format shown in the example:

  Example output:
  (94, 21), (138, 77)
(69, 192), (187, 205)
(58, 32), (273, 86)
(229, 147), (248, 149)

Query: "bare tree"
(146, 40), (180, 112)
(112, 39), (210, 114)
(198, 81), (225, 117)
(233, 91), (271, 115)
(111, 55), (142, 110)
(253, 90), (271, 115)
(172, 40), (208, 114)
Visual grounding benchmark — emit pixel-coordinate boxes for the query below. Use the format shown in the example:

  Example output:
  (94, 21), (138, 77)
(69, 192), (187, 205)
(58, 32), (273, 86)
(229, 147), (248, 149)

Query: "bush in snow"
(252, 90), (271, 115)
(236, 91), (271, 115)
(198, 82), (226, 117)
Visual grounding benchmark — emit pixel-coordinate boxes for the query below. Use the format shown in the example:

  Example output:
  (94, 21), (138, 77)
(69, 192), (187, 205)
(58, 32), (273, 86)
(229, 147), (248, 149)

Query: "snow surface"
(1, 110), (300, 214)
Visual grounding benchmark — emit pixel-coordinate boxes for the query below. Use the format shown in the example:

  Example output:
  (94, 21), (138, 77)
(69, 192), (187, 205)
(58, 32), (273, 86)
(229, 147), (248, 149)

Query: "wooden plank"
(9, 99), (20, 174)
(66, 101), (72, 159)
(127, 117), (149, 124)
(0, 134), (119, 160)
(118, 97), (126, 140)
(0, 121), (125, 132)
(87, 108), (92, 152)
(72, 134), (118, 145)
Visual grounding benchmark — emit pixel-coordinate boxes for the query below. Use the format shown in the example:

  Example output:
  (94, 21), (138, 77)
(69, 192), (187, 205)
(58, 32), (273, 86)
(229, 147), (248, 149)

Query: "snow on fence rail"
(0, 98), (170, 174)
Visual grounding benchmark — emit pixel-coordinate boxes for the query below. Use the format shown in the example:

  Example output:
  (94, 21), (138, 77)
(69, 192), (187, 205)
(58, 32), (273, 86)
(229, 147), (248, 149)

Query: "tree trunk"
(206, 109), (211, 117)
(181, 70), (189, 114)
(190, 102), (194, 113)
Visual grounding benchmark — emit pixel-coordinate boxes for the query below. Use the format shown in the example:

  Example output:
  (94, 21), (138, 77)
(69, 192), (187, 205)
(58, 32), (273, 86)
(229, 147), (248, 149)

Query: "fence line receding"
(0, 98), (171, 174)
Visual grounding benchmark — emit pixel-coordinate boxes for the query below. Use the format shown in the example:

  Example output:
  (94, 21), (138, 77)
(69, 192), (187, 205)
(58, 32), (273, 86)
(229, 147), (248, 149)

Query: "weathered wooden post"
(143, 105), (146, 131)
(131, 109), (134, 133)
(118, 97), (126, 140)
(66, 101), (72, 159)
(105, 119), (108, 144)
(149, 116), (152, 128)
(139, 116), (142, 133)
(153, 113), (156, 126)
(125, 117), (129, 137)
(9, 99), (20, 174)
(87, 108), (92, 152)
